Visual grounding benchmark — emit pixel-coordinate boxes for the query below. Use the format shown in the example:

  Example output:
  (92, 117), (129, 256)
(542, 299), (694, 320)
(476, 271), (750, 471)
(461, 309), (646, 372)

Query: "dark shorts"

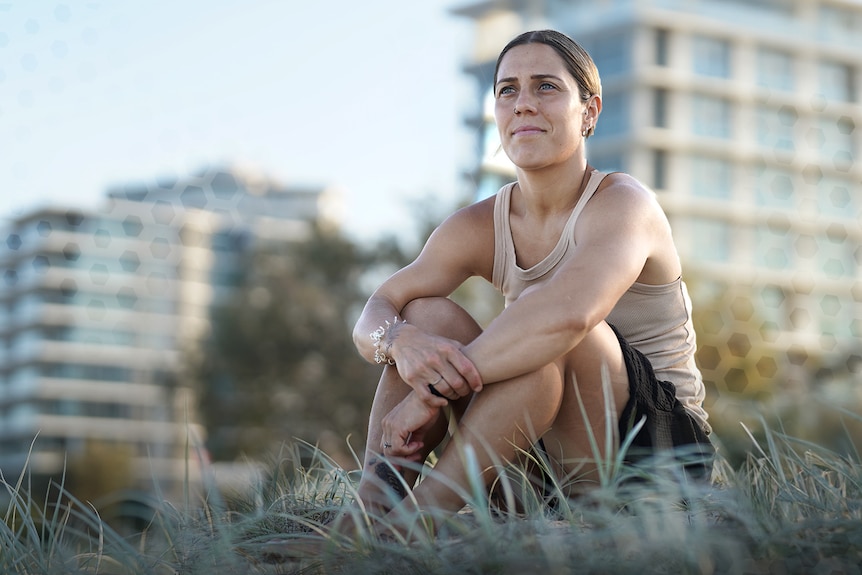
(611, 325), (715, 481)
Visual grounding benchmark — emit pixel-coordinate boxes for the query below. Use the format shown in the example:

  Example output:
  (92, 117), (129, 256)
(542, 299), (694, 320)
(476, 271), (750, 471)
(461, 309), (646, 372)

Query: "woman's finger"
(437, 342), (483, 395)
(427, 379), (451, 400)
(438, 372), (470, 398)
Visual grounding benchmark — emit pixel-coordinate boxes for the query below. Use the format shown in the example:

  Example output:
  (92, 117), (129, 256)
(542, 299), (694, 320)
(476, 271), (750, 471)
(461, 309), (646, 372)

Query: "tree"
(191, 224), (409, 466)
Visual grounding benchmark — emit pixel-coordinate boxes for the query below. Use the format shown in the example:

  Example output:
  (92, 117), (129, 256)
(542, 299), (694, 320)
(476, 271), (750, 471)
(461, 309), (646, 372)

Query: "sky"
(0, 1), (479, 243)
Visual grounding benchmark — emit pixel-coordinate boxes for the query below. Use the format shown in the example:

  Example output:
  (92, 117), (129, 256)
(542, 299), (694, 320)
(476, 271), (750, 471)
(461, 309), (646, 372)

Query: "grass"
(3, 418), (862, 574)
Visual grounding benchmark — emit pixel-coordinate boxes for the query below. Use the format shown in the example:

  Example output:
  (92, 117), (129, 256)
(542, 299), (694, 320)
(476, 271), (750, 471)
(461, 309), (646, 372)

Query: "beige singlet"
(491, 170), (710, 433)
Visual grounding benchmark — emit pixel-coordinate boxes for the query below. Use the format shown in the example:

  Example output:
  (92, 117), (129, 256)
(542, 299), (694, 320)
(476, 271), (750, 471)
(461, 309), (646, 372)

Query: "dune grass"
(3, 414), (862, 574)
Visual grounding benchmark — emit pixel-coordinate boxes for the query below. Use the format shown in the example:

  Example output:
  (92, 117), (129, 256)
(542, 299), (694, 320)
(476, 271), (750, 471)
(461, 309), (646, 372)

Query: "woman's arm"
(464, 178), (674, 384)
(353, 199), (495, 403)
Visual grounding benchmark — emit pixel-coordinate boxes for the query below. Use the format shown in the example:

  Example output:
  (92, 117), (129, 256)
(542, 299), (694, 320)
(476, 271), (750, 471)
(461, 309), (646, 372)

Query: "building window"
(653, 88), (668, 128)
(40, 362), (131, 382)
(818, 60), (857, 103)
(476, 173), (510, 201)
(819, 234), (855, 278)
(756, 47), (794, 92)
(655, 29), (669, 66)
(653, 150), (667, 190)
(755, 226), (793, 269)
(589, 153), (625, 174)
(815, 116), (856, 167)
(9, 403), (38, 426)
(691, 218), (730, 262)
(691, 95), (732, 139)
(754, 165), (795, 209)
(818, 5), (862, 44)
(594, 92), (628, 137)
(585, 32), (631, 78)
(756, 105), (796, 152)
(692, 35), (731, 79)
(819, 295), (854, 339)
(690, 155), (731, 199)
(817, 176), (854, 218)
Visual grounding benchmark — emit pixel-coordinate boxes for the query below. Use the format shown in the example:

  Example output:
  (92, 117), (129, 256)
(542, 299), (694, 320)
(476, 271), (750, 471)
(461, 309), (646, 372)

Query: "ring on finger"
(383, 442), (392, 449)
(428, 382), (448, 400)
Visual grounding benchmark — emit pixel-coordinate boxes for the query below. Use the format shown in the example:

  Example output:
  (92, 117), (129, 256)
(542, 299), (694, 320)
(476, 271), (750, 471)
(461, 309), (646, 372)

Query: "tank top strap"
(492, 181), (517, 291)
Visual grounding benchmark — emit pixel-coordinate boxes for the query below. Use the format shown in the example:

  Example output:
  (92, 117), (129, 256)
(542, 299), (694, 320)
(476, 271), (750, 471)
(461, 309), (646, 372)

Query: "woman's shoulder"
(442, 190), (499, 231)
(593, 171), (663, 211)
(421, 192), (498, 281)
(434, 192), (498, 249)
(577, 172), (671, 244)
(597, 171), (650, 195)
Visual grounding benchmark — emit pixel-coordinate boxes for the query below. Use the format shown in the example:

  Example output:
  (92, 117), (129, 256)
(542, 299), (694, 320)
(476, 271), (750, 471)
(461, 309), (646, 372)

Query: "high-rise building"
(0, 166), (338, 501)
(455, 0), (862, 403)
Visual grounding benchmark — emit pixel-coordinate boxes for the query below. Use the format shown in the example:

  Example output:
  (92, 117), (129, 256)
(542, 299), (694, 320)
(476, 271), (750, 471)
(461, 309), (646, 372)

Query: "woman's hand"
(390, 323), (483, 403)
(380, 391), (443, 461)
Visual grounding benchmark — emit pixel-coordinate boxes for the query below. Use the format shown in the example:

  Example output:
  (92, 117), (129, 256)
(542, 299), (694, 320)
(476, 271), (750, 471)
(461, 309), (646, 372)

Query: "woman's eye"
(498, 85), (515, 96)
(539, 82), (556, 91)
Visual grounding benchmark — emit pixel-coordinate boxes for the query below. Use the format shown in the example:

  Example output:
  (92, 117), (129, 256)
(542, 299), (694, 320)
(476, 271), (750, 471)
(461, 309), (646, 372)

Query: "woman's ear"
(584, 95), (602, 137)
(587, 94), (602, 123)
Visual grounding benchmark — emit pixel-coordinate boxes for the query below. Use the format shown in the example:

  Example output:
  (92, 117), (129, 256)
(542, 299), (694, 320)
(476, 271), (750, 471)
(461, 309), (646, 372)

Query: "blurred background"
(1, 0), (861, 512)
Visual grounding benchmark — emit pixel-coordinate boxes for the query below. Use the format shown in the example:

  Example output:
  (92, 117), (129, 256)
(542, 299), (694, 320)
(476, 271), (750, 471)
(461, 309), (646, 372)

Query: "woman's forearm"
(464, 289), (591, 384)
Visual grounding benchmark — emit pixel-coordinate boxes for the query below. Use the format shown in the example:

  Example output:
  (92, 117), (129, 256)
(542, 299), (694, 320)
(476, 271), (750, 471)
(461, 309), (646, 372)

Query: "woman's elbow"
(559, 309), (597, 340)
(351, 323), (365, 352)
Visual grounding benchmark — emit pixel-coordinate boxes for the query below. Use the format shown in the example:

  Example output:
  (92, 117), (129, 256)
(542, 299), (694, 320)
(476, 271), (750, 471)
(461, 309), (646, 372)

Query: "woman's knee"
(563, 321), (630, 415)
(567, 323), (626, 376)
(401, 297), (482, 344)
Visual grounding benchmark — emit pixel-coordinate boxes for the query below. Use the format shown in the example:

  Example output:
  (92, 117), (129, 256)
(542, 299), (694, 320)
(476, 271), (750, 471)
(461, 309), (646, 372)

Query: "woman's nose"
(513, 91), (537, 115)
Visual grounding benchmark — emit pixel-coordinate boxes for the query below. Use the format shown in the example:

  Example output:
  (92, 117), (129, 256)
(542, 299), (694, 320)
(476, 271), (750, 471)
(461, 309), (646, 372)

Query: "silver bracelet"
(370, 316), (405, 365)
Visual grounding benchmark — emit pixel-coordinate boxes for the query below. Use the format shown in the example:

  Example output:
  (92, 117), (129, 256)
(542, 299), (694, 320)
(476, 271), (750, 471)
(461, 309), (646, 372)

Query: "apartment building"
(455, 0), (862, 400)
(0, 166), (335, 500)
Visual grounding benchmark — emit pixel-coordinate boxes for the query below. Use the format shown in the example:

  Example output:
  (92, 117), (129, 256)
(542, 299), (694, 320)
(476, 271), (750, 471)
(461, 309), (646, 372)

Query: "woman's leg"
(383, 321), (629, 520)
(360, 310), (628, 528)
(354, 297), (483, 515)
(540, 321), (630, 493)
(395, 360), (567, 518)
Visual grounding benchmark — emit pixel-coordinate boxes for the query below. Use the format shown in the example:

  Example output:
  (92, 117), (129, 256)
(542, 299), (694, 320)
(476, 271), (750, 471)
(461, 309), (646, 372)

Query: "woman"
(350, 29), (713, 530)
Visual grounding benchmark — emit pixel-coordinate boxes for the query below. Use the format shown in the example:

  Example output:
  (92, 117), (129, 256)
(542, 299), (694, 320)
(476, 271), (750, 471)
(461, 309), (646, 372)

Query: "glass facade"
(595, 92), (629, 137)
(756, 105), (796, 152)
(816, 116), (856, 165)
(690, 155), (732, 199)
(653, 150), (667, 190)
(691, 94), (732, 138)
(655, 29), (669, 66)
(690, 217), (730, 262)
(756, 47), (794, 91)
(818, 5), (862, 47)
(818, 59), (857, 103)
(692, 35), (731, 78)
(817, 176), (854, 218)
(754, 165), (795, 210)
(653, 88), (668, 128)
(819, 233), (856, 279)
(584, 32), (631, 78)
(755, 226), (793, 269)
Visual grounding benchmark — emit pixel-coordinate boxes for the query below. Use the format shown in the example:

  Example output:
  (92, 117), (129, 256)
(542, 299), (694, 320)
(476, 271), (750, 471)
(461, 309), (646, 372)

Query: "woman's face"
(494, 43), (590, 171)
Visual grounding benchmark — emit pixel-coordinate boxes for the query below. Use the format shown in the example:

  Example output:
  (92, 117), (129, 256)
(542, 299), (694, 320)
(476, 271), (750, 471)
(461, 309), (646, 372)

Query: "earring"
(582, 126), (589, 137)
